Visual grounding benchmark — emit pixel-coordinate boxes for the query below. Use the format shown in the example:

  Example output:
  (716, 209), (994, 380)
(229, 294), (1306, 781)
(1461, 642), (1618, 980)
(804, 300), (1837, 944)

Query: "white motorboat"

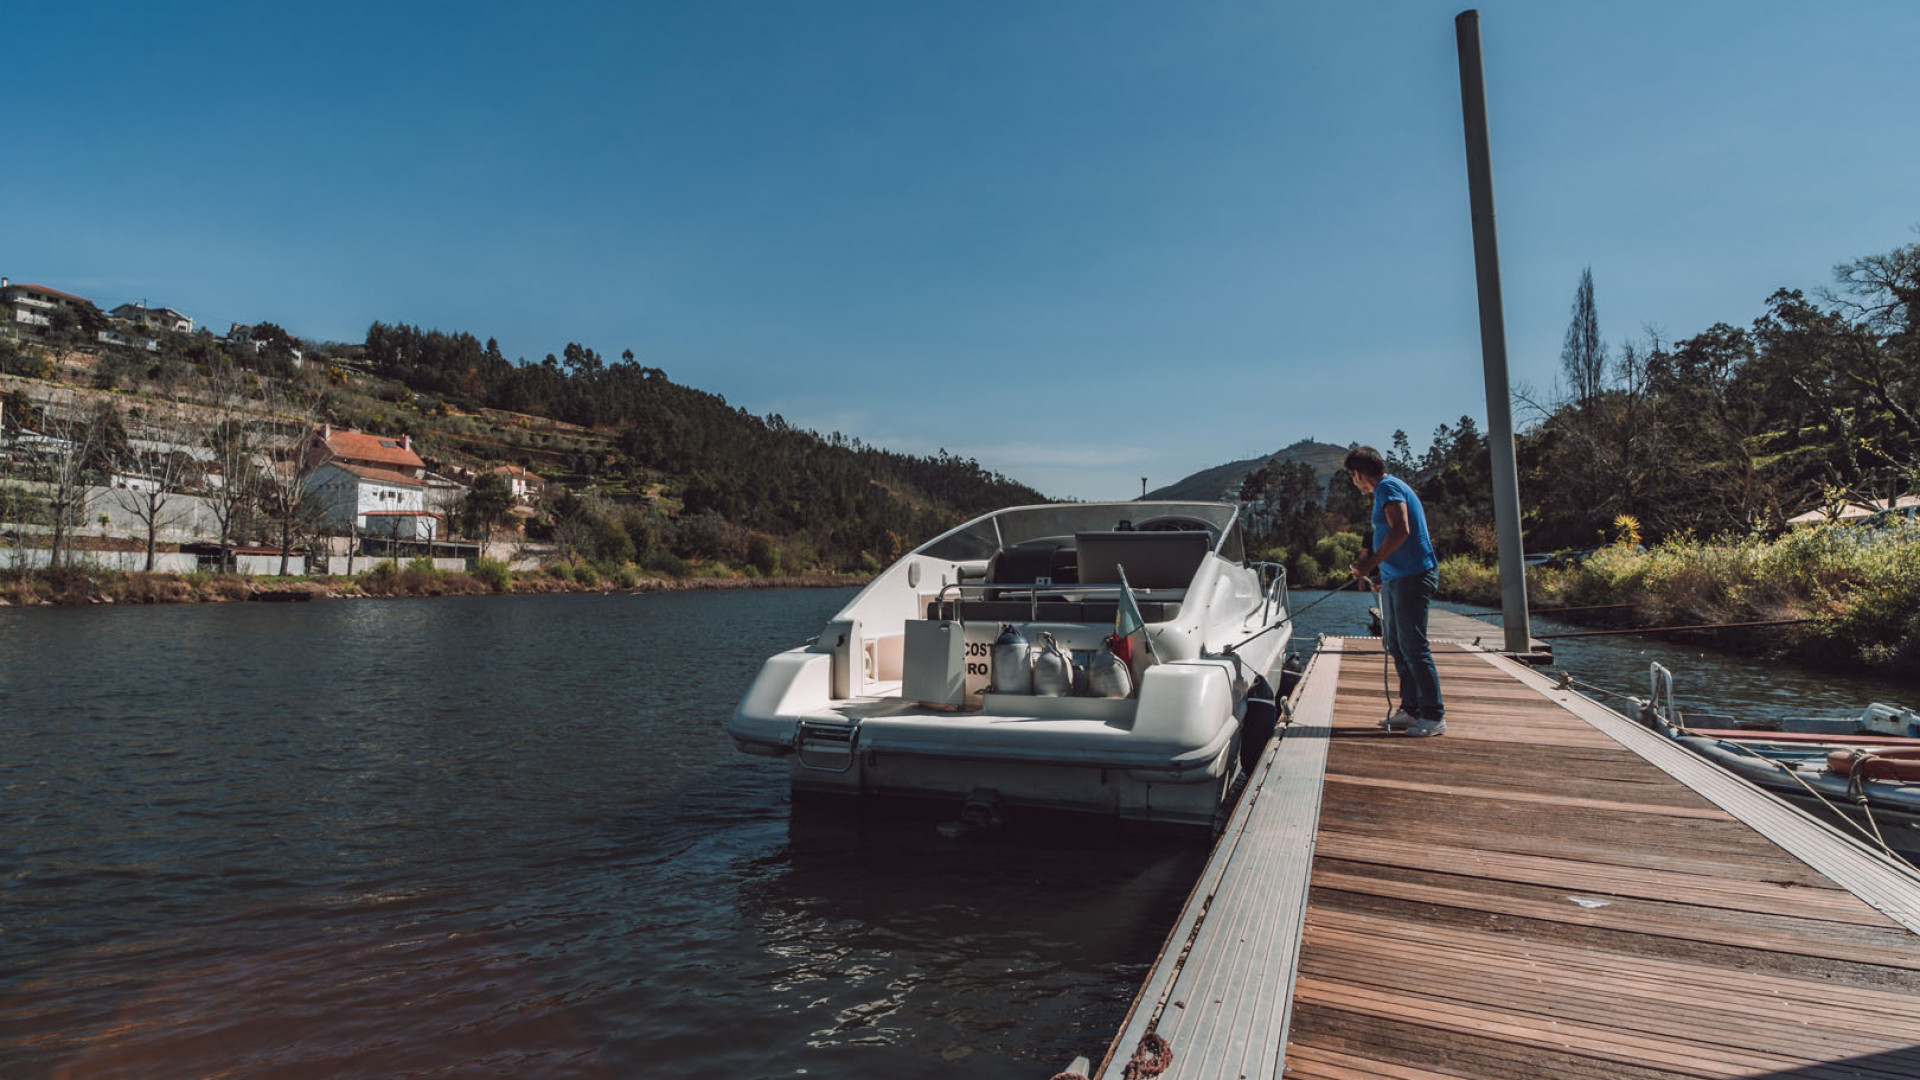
(729, 502), (1297, 828)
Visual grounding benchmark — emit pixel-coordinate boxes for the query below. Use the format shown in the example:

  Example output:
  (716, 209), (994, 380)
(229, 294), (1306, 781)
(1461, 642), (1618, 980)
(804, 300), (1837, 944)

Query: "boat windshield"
(916, 503), (1239, 561)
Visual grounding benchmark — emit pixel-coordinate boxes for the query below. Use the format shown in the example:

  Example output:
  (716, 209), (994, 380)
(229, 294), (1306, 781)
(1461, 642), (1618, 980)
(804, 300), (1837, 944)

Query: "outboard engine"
(1089, 635), (1133, 699)
(1032, 632), (1073, 697)
(990, 623), (1033, 695)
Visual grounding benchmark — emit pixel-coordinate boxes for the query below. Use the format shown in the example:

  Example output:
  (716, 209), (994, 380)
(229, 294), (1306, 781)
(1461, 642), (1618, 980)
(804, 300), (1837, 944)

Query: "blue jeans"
(1380, 569), (1444, 721)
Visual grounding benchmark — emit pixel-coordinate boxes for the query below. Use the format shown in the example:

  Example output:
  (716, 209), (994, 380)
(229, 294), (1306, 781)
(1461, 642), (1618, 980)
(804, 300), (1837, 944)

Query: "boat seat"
(926, 599), (1183, 623)
(985, 539), (1078, 596)
(1075, 531), (1210, 589)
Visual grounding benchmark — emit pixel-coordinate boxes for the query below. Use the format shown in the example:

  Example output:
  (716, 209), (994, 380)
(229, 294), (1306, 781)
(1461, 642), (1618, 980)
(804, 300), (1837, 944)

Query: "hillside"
(1144, 439), (1350, 502)
(0, 318), (1046, 574)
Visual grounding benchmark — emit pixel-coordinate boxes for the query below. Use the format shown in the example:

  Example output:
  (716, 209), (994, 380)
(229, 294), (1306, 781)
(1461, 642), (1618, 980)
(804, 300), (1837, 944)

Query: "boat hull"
(734, 648), (1283, 828)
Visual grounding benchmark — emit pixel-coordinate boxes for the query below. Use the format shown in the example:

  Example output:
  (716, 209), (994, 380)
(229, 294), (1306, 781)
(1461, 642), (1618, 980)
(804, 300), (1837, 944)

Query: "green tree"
(461, 472), (515, 542)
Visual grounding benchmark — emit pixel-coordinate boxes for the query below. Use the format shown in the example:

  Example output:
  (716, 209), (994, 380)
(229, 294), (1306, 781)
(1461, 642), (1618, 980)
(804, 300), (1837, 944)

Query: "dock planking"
(1398, 604), (1551, 659)
(1092, 640), (1920, 1080)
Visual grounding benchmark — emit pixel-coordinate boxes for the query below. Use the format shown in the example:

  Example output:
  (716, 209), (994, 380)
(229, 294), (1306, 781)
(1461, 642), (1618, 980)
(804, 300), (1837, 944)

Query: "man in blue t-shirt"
(1344, 446), (1445, 736)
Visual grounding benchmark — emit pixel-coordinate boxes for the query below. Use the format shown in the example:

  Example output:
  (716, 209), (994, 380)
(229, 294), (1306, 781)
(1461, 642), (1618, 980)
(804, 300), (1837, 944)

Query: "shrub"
(473, 557), (512, 593)
(1436, 554), (1499, 605)
(547, 562), (573, 582)
(1312, 533), (1364, 577)
(614, 565), (639, 589)
(406, 556), (437, 576)
(745, 531), (780, 575)
(574, 563), (600, 587)
(642, 550), (689, 578)
(1290, 553), (1323, 587)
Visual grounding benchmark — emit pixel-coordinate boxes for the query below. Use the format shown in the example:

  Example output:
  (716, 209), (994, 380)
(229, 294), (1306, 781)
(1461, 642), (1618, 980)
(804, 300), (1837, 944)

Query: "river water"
(3, 588), (1912, 1079)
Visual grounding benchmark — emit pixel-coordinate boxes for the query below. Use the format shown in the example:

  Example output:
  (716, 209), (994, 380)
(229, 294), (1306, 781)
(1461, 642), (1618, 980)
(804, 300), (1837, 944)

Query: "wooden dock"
(1091, 639), (1920, 1079)
(1425, 605), (1550, 659)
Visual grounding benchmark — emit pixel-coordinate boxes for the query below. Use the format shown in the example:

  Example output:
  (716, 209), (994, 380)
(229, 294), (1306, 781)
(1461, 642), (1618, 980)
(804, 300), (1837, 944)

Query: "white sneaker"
(1379, 709), (1417, 732)
(1404, 718), (1448, 738)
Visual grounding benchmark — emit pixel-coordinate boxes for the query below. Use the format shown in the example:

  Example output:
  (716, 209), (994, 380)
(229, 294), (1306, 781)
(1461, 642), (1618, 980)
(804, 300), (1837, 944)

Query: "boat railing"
(1648, 662), (1678, 729)
(934, 581), (1154, 624)
(1250, 561), (1288, 624)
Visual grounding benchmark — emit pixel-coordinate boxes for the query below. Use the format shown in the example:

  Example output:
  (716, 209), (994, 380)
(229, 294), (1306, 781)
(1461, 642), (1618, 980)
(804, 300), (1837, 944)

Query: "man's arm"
(1351, 501), (1411, 579)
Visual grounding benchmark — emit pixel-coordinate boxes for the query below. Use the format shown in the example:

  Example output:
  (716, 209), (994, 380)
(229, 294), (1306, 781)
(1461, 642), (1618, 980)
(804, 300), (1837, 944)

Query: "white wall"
(0, 548), (200, 572)
(6, 481), (227, 542)
(233, 553), (305, 575)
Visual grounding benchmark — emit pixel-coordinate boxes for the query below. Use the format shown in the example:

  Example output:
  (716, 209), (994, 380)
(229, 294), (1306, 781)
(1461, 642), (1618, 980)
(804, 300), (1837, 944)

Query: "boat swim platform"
(1089, 639), (1920, 1080)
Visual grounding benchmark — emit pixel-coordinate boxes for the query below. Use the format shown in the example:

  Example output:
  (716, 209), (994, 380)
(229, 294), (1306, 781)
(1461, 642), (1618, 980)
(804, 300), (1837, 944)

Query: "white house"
(311, 461), (440, 540)
(304, 425), (448, 541)
(109, 302), (194, 333)
(489, 464), (546, 505)
(2, 279), (92, 332)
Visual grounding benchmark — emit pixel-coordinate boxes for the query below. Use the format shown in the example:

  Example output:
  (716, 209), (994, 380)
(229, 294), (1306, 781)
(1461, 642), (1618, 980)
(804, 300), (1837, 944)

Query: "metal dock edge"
(1097, 643), (1339, 1079)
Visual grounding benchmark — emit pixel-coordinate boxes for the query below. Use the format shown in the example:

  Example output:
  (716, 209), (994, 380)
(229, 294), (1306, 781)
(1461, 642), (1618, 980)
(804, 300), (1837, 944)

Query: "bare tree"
(38, 406), (103, 571)
(254, 387), (328, 575)
(1561, 266), (1606, 412)
(196, 361), (265, 576)
(113, 413), (199, 572)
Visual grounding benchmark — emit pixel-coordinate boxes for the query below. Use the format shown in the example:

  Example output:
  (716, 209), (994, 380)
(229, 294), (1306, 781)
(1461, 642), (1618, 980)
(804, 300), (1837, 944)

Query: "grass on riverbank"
(0, 561), (870, 606)
(1436, 520), (1920, 674)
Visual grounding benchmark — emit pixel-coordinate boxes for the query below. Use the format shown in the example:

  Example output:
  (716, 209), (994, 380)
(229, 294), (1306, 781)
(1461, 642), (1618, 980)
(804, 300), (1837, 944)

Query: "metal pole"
(1454, 10), (1532, 654)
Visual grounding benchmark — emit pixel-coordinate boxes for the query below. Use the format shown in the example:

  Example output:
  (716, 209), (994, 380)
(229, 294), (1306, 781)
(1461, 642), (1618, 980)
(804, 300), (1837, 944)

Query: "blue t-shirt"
(1372, 475), (1437, 582)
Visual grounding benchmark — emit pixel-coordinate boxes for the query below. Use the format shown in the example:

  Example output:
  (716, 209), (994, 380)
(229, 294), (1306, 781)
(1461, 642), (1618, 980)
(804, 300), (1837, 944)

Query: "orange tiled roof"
(320, 428), (423, 470)
(7, 283), (91, 303)
(329, 461), (425, 488)
(490, 465), (544, 481)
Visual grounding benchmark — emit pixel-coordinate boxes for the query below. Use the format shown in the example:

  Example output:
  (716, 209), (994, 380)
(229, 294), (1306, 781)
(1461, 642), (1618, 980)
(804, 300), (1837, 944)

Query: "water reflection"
(737, 800), (1203, 1069)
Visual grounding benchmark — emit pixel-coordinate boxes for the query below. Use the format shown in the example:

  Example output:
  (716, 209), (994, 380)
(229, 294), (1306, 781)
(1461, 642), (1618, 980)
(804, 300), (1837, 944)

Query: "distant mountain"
(1144, 439), (1351, 502)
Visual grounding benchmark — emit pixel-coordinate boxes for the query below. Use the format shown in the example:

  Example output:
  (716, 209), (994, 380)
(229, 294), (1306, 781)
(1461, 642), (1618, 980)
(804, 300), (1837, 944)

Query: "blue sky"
(5, 1), (1915, 500)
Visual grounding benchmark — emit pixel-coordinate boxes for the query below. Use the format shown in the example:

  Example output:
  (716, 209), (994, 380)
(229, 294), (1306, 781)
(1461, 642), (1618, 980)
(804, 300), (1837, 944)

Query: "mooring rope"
(1534, 617), (1818, 640)
(1464, 602), (1640, 617)
(1713, 738), (1898, 857)
(1223, 575), (1363, 655)
(1050, 1031), (1173, 1080)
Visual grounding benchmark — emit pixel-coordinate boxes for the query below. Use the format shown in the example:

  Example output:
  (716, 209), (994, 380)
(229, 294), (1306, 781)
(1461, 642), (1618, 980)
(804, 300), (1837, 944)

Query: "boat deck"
(1094, 639), (1920, 1079)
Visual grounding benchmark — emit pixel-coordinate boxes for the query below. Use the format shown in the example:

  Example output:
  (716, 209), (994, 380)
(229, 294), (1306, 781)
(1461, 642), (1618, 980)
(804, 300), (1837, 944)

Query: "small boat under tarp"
(1637, 663), (1920, 860)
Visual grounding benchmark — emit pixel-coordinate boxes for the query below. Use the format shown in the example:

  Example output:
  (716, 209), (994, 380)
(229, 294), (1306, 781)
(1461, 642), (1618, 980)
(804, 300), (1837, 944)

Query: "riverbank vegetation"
(0, 561), (869, 607)
(1437, 519), (1920, 674)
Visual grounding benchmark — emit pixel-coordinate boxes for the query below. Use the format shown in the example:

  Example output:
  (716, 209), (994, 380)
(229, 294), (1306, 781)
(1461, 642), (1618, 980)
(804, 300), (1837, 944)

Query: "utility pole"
(1455, 9), (1532, 655)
